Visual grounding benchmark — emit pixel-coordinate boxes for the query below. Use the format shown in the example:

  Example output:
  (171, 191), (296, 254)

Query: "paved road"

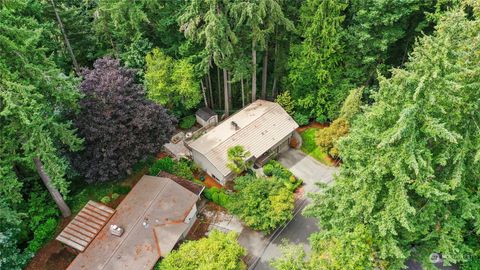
(251, 149), (339, 270)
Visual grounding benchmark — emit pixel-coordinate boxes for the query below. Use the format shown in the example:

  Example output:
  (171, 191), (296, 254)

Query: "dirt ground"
(296, 121), (329, 133)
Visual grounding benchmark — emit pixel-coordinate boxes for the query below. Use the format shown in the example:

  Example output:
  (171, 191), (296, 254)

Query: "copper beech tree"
(73, 57), (176, 182)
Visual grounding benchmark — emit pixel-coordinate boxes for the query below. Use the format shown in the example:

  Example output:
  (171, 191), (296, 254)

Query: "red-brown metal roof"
(66, 175), (199, 270)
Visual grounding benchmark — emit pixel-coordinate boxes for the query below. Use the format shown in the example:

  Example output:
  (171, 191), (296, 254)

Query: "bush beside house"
(228, 175), (294, 233)
(263, 160), (302, 192)
(157, 230), (245, 270)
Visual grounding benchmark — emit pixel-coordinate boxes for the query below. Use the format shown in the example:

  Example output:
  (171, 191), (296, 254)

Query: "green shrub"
(228, 175), (294, 233)
(111, 193), (120, 200)
(218, 192), (230, 207)
(264, 160), (302, 192)
(212, 192), (220, 204)
(173, 160), (195, 180)
(267, 160), (293, 179)
(100, 196), (111, 204)
(132, 155), (156, 173)
(27, 218), (58, 254)
(149, 157), (175, 175)
(463, 258), (480, 270)
(293, 112), (309, 126)
(315, 114), (327, 124)
(179, 115), (196, 129)
(203, 187), (230, 207)
(263, 164), (274, 176)
(27, 187), (60, 232)
(113, 185), (131, 195)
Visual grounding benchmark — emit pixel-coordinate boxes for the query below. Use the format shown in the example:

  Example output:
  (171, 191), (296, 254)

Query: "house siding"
(191, 149), (227, 184)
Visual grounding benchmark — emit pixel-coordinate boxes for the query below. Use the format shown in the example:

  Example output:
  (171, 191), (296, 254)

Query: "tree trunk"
(271, 39), (279, 99)
(271, 77), (277, 99)
(261, 44), (268, 100)
(207, 69), (214, 108)
(241, 78), (245, 107)
(246, 79), (250, 104)
(50, 0), (79, 74)
(200, 79), (209, 107)
(227, 71), (232, 110)
(217, 66), (222, 109)
(251, 40), (257, 102)
(223, 69), (229, 117)
(33, 157), (71, 217)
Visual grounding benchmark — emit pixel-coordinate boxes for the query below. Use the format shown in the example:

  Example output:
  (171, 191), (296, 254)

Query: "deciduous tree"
(145, 48), (202, 116)
(229, 175), (294, 233)
(73, 57), (176, 182)
(158, 230), (245, 270)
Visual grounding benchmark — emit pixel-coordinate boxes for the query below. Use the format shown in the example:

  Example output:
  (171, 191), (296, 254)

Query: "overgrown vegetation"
(316, 87), (363, 158)
(203, 187), (230, 208)
(157, 230), (245, 270)
(149, 157), (195, 181)
(1, 0), (478, 268)
(179, 115), (197, 130)
(228, 175), (294, 233)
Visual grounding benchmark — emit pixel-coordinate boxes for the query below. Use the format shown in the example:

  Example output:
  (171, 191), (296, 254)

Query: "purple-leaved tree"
(74, 57), (176, 182)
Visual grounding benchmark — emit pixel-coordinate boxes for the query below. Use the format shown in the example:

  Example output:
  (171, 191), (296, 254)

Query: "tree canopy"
(158, 230), (245, 270)
(228, 175), (294, 233)
(145, 48), (202, 116)
(73, 57), (176, 182)
(304, 7), (480, 269)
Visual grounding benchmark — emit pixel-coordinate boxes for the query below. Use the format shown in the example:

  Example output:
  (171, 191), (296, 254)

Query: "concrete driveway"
(277, 149), (338, 192)
(251, 149), (339, 270)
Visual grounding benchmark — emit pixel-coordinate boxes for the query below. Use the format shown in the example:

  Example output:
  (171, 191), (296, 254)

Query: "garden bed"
(298, 123), (338, 166)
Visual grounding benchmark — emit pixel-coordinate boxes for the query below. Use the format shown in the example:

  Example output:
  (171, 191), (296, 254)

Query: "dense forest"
(1, 0), (479, 269)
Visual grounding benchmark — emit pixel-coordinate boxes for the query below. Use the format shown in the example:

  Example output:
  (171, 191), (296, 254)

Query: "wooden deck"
(56, 201), (115, 252)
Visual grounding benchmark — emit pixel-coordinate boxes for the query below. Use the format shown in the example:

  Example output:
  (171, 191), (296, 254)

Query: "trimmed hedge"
(203, 187), (230, 208)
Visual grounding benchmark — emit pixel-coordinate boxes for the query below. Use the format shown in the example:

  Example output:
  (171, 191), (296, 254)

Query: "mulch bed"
(25, 237), (76, 270)
(296, 121), (329, 133)
(202, 174), (223, 189)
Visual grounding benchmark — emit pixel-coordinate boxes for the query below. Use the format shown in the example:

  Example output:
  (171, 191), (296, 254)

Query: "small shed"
(195, 107), (218, 127)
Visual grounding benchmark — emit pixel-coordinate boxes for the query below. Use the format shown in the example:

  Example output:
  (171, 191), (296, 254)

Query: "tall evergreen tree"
(0, 2), (82, 218)
(305, 7), (480, 269)
(287, 0), (347, 122)
(179, 0), (236, 116)
(231, 0), (294, 101)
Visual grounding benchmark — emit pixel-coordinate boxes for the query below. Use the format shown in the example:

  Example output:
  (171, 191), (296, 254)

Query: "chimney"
(231, 121), (240, 130)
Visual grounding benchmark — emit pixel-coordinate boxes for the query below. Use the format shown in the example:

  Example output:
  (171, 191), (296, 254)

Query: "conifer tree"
(305, 8), (480, 269)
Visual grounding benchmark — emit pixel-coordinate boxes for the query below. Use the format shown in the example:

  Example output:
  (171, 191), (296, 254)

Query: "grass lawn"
(300, 127), (335, 166)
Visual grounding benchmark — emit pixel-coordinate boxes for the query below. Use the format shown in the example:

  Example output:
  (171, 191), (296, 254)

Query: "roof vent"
(231, 121), (240, 130)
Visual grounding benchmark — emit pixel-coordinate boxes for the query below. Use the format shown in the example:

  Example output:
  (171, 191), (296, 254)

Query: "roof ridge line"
(204, 101), (277, 156)
(99, 179), (170, 270)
